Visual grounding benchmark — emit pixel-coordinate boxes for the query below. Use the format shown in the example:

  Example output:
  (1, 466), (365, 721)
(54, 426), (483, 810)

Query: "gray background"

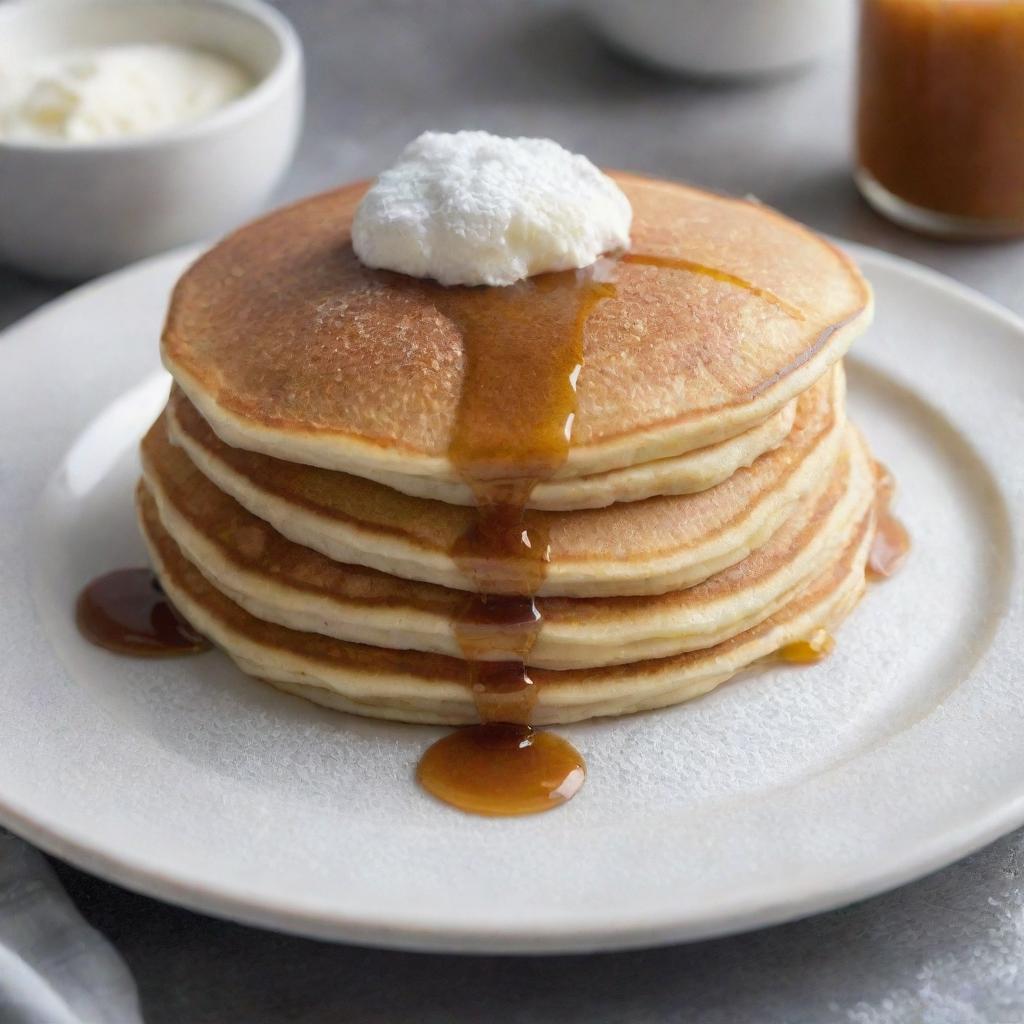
(3, 2), (1023, 1021)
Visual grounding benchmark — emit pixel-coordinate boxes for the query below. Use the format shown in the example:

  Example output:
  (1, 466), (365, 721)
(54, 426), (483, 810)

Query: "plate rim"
(4, 765), (1024, 954)
(0, 240), (1021, 954)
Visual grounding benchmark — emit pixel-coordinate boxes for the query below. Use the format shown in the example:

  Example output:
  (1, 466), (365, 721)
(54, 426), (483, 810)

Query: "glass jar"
(856, 0), (1024, 238)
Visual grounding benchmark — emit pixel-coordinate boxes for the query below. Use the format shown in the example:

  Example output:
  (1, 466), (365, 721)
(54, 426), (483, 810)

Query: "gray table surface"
(3, 2), (1024, 1021)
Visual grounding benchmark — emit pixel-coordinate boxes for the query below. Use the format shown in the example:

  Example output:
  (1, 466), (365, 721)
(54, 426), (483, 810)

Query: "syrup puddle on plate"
(76, 568), (210, 657)
(868, 461), (911, 579)
(417, 723), (585, 817)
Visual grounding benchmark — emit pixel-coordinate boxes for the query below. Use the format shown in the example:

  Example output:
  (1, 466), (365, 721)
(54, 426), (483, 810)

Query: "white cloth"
(0, 831), (142, 1024)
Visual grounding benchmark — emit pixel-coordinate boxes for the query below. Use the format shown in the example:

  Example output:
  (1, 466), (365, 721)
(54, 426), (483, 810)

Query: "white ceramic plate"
(0, 243), (1021, 954)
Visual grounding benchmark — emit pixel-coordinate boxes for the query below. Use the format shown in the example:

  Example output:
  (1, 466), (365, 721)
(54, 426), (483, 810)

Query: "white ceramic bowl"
(0, 0), (303, 280)
(580, 0), (852, 79)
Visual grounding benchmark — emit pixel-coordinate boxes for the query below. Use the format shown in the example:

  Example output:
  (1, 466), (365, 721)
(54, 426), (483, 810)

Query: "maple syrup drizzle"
(76, 568), (210, 656)
(868, 461), (910, 580)
(417, 262), (617, 815)
(416, 722), (585, 817)
(774, 462), (909, 665)
(620, 252), (807, 322)
(777, 627), (835, 664)
(621, 252), (868, 408)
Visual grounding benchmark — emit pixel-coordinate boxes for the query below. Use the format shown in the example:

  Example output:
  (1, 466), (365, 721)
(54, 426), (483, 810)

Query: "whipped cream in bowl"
(352, 131), (633, 287)
(0, 0), (303, 279)
(0, 43), (252, 145)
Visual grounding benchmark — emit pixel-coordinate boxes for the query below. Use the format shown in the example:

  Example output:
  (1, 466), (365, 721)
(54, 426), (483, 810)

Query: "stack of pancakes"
(140, 174), (876, 725)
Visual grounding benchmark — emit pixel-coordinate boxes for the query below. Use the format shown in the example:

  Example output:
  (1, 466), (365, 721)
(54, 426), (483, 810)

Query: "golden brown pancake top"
(162, 174), (869, 466)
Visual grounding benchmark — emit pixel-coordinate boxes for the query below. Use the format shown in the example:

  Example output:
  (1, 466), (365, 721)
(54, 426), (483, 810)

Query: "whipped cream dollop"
(351, 131), (632, 287)
(0, 44), (251, 144)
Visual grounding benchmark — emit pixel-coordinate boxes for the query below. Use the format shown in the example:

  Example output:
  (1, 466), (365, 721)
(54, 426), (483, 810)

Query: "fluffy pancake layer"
(142, 413), (873, 669)
(356, 398), (798, 511)
(165, 367), (846, 598)
(139, 480), (873, 725)
(162, 175), (871, 482)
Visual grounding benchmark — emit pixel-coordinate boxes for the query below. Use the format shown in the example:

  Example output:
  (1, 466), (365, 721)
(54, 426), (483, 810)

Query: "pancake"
(355, 397), (798, 510)
(166, 366), (847, 597)
(138, 480), (874, 726)
(162, 174), (872, 484)
(141, 416), (874, 669)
